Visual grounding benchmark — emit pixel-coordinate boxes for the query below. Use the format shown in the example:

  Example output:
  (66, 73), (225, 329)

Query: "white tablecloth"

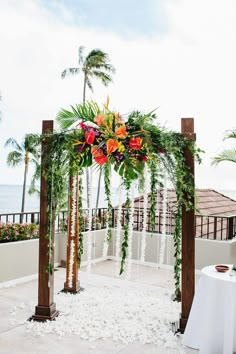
(182, 265), (236, 354)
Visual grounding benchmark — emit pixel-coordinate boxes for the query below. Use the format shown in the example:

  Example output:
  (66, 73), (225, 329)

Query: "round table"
(182, 264), (236, 354)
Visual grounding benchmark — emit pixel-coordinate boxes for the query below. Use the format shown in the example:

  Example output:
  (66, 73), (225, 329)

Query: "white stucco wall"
(1, 230), (235, 283)
(58, 230), (236, 270)
(0, 234), (60, 282)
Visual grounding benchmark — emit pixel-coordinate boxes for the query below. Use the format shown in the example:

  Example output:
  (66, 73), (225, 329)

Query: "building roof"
(133, 189), (236, 217)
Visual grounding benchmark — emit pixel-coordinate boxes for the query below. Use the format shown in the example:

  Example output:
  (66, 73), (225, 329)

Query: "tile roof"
(133, 189), (236, 217)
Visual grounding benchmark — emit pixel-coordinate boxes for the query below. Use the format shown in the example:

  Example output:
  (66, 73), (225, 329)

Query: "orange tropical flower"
(114, 125), (128, 139)
(91, 145), (100, 156)
(106, 139), (119, 154)
(94, 114), (105, 126)
(129, 137), (142, 150)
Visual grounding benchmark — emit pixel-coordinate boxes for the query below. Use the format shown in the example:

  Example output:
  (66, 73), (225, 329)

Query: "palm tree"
(61, 46), (115, 208)
(212, 129), (236, 165)
(5, 134), (40, 220)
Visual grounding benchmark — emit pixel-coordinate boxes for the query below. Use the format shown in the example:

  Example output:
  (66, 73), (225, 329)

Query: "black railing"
(0, 209), (236, 241)
(0, 212), (40, 224)
(195, 214), (236, 240)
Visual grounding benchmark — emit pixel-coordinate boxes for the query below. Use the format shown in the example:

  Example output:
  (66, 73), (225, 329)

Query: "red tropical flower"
(94, 154), (108, 165)
(129, 137), (142, 150)
(85, 130), (95, 144)
(106, 139), (119, 154)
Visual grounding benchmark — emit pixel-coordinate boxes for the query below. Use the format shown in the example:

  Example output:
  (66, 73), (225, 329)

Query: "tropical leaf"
(224, 129), (236, 140)
(56, 108), (80, 129)
(4, 138), (22, 151)
(6, 151), (22, 166)
(61, 67), (80, 79)
(212, 149), (236, 165)
(78, 46), (85, 65)
(92, 71), (113, 86)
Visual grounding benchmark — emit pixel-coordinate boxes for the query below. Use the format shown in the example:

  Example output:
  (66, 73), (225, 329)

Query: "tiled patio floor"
(0, 261), (199, 354)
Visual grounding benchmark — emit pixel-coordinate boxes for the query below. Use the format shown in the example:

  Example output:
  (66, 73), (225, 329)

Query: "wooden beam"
(30, 120), (59, 321)
(63, 174), (80, 293)
(179, 118), (195, 333)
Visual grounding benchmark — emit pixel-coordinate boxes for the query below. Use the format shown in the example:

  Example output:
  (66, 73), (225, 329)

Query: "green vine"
(148, 160), (158, 234)
(120, 178), (131, 274)
(104, 162), (112, 242)
(78, 168), (84, 268)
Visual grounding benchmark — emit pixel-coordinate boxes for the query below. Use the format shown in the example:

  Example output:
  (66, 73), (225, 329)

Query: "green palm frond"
(76, 101), (100, 121)
(56, 107), (81, 129)
(92, 62), (115, 73)
(4, 138), (22, 152)
(224, 129), (236, 140)
(61, 67), (80, 79)
(92, 71), (113, 86)
(6, 151), (22, 167)
(86, 49), (108, 62)
(86, 77), (93, 92)
(56, 101), (101, 129)
(78, 46), (85, 65)
(24, 134), (41, 155)
(212, 149), (236, 165)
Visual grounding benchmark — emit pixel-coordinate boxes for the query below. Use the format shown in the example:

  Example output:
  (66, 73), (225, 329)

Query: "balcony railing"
(0, 209), (235, 241)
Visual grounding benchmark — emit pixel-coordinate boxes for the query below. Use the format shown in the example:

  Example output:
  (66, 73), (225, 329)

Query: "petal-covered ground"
(26, 284), (182, 349)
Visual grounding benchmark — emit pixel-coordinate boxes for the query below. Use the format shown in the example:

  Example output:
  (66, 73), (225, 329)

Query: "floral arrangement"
(70, 99), (165, 182)
(0, 222), (39, 243)
(36, 99), (201, 298)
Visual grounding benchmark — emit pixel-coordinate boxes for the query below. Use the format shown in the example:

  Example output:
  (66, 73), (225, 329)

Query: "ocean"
(0, 184), (125, 214)
(0, 184), (236, 214)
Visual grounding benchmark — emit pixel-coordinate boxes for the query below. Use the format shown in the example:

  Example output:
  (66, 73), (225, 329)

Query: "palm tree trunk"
(20, 163), (28, 223)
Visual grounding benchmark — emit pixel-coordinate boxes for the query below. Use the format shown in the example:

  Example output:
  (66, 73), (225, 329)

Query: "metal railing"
(0, 209), (235, 241)
(0, 212), (40, 224)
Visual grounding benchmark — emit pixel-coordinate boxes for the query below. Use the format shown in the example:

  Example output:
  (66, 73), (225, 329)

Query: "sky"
(0, 0), (236, 190)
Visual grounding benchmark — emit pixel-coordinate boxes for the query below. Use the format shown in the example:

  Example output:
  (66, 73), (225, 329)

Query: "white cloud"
(0, 0), (236, 190)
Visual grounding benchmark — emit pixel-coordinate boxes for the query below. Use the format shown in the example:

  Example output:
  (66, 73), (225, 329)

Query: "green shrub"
(0, 222), (39, 243)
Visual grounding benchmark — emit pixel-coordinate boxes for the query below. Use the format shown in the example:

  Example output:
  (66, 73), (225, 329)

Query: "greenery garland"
(78, 168), (84, 268)
(120, 178), (131, 274)
(104, 163), (112, 243)
(148, 160), (158, 234)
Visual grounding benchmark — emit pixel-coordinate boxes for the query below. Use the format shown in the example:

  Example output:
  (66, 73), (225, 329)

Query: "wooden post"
(30, 120), (59, 321)
(179, 118), (195, 333)
(63, 174), (80, 293)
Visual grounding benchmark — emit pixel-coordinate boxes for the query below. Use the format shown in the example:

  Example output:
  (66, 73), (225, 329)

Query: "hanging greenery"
(36, 99), (202, 297)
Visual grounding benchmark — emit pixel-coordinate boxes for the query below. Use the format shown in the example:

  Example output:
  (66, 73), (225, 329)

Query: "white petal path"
(22, 283), (186, 351)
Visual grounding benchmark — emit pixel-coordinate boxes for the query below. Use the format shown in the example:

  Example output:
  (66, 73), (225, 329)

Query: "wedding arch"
(30, 101), (199, 333)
